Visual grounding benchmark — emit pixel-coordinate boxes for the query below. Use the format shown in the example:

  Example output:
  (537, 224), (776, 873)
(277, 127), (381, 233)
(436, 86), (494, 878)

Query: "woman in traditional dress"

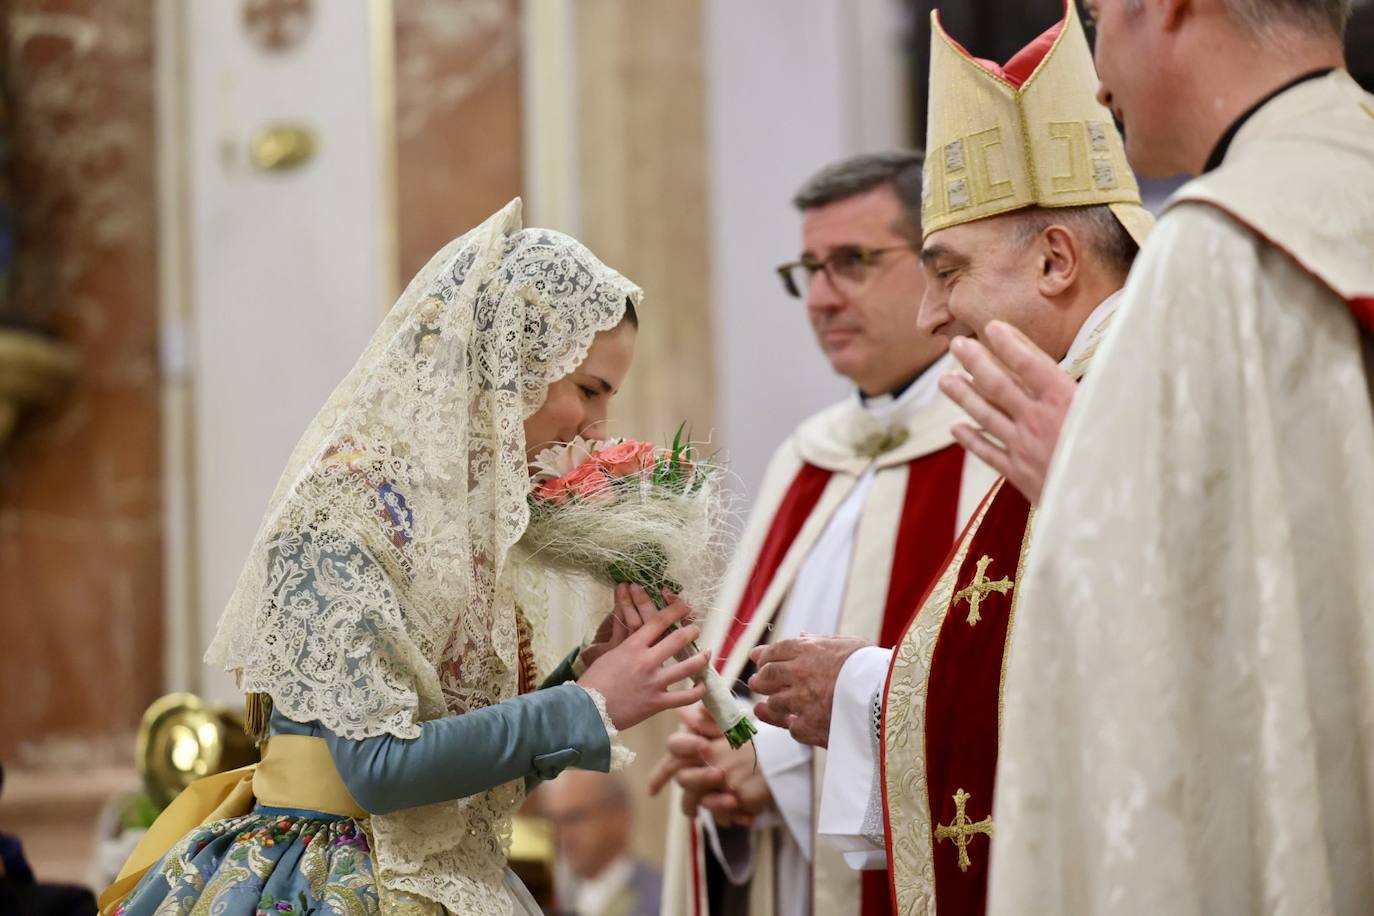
(100, 199), (708, 916)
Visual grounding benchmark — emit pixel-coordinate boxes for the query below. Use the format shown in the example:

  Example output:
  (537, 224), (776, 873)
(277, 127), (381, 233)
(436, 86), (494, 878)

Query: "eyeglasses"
(775, 244), (918, 299)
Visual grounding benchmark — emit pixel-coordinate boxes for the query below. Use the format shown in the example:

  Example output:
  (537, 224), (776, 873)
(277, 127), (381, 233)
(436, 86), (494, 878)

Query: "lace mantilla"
(204, 199), (642, 915)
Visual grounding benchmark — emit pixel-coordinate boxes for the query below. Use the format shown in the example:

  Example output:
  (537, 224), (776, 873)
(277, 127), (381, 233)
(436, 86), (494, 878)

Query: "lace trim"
(576, 684), (635, 772)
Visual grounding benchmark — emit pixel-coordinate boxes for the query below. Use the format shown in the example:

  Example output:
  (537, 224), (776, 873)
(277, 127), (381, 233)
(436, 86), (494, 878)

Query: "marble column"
(568, 0), (717, 869)
(393, 0), (524, 283)
(572, 0), (718, 450)
(0, 0), (162, 768)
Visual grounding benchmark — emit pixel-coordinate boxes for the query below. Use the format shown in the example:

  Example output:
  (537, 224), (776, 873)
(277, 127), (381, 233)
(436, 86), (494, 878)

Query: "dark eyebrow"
(800, 243), (864, 260)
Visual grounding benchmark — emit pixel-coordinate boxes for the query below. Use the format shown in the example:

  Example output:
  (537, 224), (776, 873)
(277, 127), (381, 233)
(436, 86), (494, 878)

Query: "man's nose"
(1096, 82), (1111, 109)
(916, 288), (948, 336)
(806, 269), (845, 313)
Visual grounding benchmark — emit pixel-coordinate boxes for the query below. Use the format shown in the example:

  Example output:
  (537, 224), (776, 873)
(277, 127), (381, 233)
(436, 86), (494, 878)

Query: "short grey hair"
(1222, 0), (1352, 35)
(792, 152), (926, 240)
(1009, 205), (1139, 278)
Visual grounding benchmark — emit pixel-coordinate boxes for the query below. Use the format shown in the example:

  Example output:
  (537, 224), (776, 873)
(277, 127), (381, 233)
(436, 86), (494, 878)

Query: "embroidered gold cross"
(935, 788), (994, 872)
(952, 555), (1013, 626)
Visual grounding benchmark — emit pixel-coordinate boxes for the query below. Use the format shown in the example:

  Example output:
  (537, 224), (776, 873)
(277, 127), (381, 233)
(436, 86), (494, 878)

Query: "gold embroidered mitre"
(922, 0), (1153, 245)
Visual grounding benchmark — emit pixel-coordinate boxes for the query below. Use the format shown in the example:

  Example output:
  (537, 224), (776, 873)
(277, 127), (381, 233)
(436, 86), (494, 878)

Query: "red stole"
(720, 446), (967, 671)
(1353, 297), (1374, 334)
(880, 480), (1032, 916)
(716, 464), (834, 669)
(878, 447), (966, 648)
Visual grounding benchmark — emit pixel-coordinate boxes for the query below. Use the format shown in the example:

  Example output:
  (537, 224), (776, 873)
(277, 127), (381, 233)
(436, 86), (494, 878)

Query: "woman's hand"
(578, 597), (709, 731)
(580, 583), (655, 669)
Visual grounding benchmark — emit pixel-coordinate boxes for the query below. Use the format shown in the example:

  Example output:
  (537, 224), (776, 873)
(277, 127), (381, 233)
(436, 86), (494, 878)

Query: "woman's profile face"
(523, 320), (638, 463)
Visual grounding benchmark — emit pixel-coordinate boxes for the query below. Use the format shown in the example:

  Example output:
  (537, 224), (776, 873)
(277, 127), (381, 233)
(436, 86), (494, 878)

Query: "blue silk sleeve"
(269, 666), (608, 816)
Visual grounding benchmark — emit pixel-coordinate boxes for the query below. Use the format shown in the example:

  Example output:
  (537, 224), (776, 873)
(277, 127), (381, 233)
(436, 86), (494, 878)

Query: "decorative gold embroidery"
(300, 822), (332, 898)
(884, 482), (1002, 913)
(1048, 121), (1092, 193)
(1065, 311), (1115, 381)
(934, 788), (994, 873)
(189, 858), (254, 916)
(952, 555), (1013, 625)
(998, 507), (1037, 740)
(854, 426), (910, 459)
(325, 887), (374, 916)
(1361, 102), (1374, 121)
(968, 127), (1016, 204)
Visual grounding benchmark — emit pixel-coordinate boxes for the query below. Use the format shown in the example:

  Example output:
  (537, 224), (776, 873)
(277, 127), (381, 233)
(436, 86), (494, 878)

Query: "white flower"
(529, 435), (622, 484)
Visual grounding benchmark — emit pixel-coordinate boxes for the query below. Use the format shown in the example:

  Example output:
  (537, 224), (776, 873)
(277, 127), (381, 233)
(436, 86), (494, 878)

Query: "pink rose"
(538, 461), (615, 504)
(593, 439), (658, 478)
(534, 480), (570, 505)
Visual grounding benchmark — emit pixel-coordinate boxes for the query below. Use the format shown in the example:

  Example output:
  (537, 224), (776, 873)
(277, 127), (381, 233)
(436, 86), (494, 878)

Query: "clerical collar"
(861, 369), (920, 404)
(858, 353), (951, 421)
(1203, 68), (1335, 173)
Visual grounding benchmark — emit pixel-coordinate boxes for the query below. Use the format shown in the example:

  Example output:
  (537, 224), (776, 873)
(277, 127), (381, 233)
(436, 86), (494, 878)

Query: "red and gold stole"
(880, 479), (1032, 916)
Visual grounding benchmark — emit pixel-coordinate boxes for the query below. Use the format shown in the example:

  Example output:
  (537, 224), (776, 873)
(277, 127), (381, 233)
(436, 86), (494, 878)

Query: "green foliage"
(121, 791), (162, 830)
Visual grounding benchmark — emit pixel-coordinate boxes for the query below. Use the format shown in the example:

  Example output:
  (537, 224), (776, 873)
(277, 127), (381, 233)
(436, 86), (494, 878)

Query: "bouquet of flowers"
(521, 428), (756, 748)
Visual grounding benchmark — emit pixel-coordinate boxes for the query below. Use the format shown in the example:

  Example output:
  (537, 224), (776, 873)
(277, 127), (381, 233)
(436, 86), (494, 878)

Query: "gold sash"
(98, 735), (366, 914)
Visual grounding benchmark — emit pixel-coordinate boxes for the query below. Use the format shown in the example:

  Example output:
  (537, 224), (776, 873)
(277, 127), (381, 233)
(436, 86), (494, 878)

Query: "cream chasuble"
(988, 70), (1374, 916)
(661, 355), (994, 916)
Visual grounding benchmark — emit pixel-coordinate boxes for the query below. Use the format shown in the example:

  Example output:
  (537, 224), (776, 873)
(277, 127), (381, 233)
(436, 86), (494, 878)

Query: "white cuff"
(818, 646), (891, 867)
(843, 849), (889, 870)
(575, 684), (635, 771)
(752, 720), (814, 861)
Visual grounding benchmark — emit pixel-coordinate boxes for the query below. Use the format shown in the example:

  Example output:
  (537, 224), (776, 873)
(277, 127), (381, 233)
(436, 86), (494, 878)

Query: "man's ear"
(1037, 224), (1081, 299)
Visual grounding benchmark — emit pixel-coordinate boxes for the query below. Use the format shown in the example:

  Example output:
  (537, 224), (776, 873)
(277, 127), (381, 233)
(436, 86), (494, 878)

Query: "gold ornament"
(137, 693), (260, 810)
(934, 788), (994, 872)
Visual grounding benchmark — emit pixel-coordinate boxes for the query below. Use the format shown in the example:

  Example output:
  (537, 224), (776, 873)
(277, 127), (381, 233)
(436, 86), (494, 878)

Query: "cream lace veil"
(204, 198), (642, 914)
